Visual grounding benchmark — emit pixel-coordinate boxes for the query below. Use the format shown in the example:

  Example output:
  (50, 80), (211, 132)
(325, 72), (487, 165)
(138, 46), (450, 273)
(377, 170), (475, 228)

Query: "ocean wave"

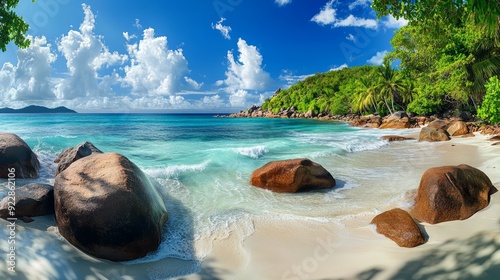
(291, 131), (390, 153)
(336, 140), (389, 153)
(32, 146), (58, 184)
(145, 161), (210, 178)
(233, 145), (269, 159)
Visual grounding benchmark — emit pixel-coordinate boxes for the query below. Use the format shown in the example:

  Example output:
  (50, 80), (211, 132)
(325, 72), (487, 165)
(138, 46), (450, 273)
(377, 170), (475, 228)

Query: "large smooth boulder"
(446, 120), (469, 136)
(371, 208), (425, 248)
(0, 184), (54, 220)
(419, 127), (451, 142)
(0, 133), (40, 178)
(54, 153), (168, 261)
(411, 164), (498, 224)
(250, 158), (336, 193)
(54, 142), (103, 175)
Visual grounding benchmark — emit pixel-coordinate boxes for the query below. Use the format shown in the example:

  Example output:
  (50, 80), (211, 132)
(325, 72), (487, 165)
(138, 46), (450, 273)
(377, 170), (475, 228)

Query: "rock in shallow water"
(371, 208), (425, 248)
(411, 164), (497, 224)
(381, 135), (416, 142)
(54, 141), (103, 175)
(0, 132), (40, 178)
(446, 120), (469, 136)
(419, 127), (451, 142)
(54, 153), (168, 261)
(250, 158), (336, 193)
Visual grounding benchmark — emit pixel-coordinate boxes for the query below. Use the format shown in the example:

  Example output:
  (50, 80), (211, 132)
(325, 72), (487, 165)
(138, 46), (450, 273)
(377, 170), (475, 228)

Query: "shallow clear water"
(0, 113), (431, 264)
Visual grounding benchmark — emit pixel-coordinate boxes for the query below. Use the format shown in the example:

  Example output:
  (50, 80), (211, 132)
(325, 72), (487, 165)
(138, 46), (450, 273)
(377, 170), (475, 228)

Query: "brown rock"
(380, 114), (411, 129)
(0, 184), (54, 219)
(364, 123), (380, 128)
(250, 158), (335, 193)
(489, 135), (500, 141)
(427, 119), (450, 130)
(381, 135), (416, 142)
(411, 164), (497, 224)
(305, 110), (316, 118)
(54, 153), (168, 261)
(419, 127), (451, 142)
(371, 208), (425, 248)
(446, 120), (469, 136)
(461, 133), (476, 138)
(54, 142), (103, 175)
(414, 116), (427, 126)
(0, 133), (40, 178)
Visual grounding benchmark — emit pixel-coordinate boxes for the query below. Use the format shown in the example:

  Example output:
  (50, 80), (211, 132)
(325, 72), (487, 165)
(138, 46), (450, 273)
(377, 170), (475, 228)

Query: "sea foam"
(233, 145), (269, 159)
(145, 160), (210, 178)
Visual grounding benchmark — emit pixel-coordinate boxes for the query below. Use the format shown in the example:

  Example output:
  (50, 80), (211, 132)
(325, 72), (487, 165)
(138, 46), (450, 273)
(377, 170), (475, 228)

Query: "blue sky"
(0, 0), (406, 112)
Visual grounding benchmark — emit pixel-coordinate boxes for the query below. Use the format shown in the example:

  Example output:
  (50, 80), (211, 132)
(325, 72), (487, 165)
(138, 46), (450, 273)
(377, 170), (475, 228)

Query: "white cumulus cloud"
(184, 76), (203, 90)
(56, 4), (127, 99)
(330, 64), (348, 71)
(312, 0), (406, 30)
(212, 18), (232, 40)
(367, 50), (388, 65)
(0, 36), (57, 103)
(382, 15), (408, 29)
(348, 0), (372, 10)
(275, 0), (292, 6)
(312, 1), (377, 29)
(122, 28), (195, 96)
(202, 95), (226, 108)
(229, 89), (250, 108)
(311, 0), (336, 25)
(334, 15), (378, 29)
(221, 38), (272, 92)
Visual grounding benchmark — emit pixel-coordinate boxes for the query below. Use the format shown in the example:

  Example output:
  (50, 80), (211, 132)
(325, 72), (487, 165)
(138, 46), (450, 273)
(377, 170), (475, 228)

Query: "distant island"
(0, 105), (77, 114)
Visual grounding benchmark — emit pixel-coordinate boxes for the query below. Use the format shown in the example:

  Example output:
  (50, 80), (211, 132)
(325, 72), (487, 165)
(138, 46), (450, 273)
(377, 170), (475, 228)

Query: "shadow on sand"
(324, 231), (500, 280)
(0, 178), (200, 280)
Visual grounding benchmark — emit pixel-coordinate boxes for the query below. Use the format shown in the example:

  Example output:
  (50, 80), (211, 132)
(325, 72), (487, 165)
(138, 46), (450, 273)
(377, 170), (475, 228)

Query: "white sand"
(1, 133), (499, 280)
(180, 134), (500, 280)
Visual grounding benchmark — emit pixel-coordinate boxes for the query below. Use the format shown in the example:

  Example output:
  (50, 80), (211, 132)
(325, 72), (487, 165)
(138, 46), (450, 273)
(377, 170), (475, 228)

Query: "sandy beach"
(1, 132), (499, 280)
(180, 134), (500, 280)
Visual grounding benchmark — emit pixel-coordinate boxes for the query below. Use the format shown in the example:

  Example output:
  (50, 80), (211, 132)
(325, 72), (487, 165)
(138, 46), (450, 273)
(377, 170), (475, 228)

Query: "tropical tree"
(353, 76), (379, 114)
(0, 0), (35, 52)
(372, 0), (500, 33)
(477, 76), (500, 124)
(374, 62), (407, 114)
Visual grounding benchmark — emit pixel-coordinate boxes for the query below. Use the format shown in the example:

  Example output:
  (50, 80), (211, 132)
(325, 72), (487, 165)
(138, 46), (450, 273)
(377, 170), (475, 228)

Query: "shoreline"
(1, 132), (499, 279)
(221, 107), (500, 136)
(179, 133), (500, 280)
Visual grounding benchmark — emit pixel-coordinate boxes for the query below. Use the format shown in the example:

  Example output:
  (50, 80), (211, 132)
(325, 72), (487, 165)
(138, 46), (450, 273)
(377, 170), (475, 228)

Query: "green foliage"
(407, 88), (443, 115)
(477, 76), (500, 124)
(384, 2), (500, 114)
(372, 0), (500, 33)
(259, 1), (500, 118)
(0, 0), (35, 52)
(261, 66), (382, 116)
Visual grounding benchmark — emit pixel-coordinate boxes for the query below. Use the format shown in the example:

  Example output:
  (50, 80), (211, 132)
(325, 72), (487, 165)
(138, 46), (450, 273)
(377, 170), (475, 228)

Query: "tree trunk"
(383, 96), (393, 114)
(371, 99), (378, 114)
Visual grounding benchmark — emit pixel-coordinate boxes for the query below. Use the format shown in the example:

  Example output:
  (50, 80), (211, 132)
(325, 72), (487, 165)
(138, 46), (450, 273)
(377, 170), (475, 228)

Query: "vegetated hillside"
(262, 66), (380, 116)
(263, 1), (500, 122)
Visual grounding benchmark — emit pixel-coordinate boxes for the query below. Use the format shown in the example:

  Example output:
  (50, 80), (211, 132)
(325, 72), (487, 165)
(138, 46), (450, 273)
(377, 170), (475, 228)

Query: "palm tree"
(353, 76), (379, 114)
(466, 27), (500, 109)
(374, 62), (407, 114)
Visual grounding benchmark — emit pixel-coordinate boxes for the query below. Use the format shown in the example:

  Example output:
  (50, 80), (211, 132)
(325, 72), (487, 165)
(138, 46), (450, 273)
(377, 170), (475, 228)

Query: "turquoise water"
(0, 114), (425, 266)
